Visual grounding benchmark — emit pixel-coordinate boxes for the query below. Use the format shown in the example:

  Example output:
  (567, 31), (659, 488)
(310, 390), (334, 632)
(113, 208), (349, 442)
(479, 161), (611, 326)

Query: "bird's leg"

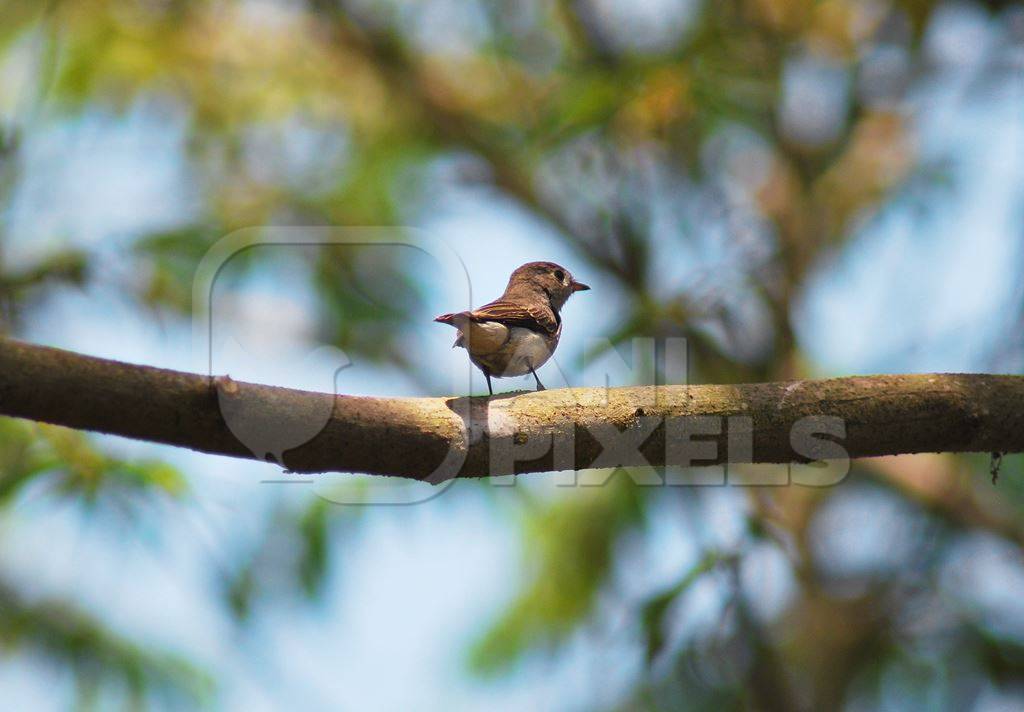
(484, 369), (493, 396)
(529, 365), (545, 391)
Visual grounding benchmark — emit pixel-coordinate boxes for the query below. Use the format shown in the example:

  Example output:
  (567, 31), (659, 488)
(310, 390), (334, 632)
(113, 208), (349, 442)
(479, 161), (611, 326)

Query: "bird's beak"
(571, 280), (591, 292)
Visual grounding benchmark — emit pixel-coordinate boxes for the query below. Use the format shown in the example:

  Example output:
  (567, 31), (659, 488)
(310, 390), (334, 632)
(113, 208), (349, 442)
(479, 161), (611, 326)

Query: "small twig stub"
(990, 451), (1004, 485)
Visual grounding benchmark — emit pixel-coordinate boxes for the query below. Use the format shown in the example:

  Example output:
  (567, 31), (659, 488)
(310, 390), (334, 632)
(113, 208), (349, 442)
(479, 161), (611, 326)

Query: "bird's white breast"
(505, 327), (554, 373)
(461, 322), (557, 377)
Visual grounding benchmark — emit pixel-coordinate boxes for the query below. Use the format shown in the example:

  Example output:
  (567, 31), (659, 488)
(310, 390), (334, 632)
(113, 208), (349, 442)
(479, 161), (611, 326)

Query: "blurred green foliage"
(0, 419), (207, 704)
(0, 579), (213, 710)
(0, 419), (186, 509)
(1, 0), (1024, 708)
(221, 495), (359, 622)
(471, 477), (644, 675)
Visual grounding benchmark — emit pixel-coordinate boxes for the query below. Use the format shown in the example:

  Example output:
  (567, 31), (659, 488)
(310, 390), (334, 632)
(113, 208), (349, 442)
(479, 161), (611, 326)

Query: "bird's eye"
(554, 269), (565, 282)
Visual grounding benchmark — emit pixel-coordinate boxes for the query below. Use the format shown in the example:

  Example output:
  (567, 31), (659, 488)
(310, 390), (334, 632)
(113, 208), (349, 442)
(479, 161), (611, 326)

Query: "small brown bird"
(435, 261), (590, 394)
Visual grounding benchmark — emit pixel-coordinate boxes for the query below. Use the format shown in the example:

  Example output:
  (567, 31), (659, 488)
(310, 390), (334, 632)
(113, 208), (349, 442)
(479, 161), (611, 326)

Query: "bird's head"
(507, 261), (590, 311)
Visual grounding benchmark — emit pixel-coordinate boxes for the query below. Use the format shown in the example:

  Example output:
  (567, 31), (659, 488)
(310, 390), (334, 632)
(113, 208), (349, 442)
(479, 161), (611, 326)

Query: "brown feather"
(467, 300), (559, 334)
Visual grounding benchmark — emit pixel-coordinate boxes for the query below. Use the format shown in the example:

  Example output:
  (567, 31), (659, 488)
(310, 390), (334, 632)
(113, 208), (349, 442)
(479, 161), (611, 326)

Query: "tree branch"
(1, 338), (1022, 481)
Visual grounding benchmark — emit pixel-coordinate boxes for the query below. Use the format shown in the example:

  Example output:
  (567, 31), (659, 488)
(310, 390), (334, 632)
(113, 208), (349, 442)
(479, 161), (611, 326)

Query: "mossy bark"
(2, 338), (1022, 481)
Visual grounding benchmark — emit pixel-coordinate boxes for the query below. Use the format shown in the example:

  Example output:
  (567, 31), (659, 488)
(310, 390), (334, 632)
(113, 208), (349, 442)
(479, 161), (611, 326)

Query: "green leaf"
(640, 551), (720, 664)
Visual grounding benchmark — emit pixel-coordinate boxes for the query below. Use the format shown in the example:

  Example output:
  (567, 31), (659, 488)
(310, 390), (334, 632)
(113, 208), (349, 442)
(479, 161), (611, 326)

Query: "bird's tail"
(434, 311), (474, 325)
(434, 312), (469, 349)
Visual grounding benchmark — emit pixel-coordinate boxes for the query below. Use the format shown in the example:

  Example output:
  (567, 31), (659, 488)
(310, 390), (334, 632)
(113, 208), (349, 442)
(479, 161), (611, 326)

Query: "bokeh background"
(2, 0), (1024, 709)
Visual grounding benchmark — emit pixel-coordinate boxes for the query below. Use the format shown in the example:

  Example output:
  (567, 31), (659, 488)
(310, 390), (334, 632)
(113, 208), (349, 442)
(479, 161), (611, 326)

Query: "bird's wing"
(469, 300), (559, 335)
